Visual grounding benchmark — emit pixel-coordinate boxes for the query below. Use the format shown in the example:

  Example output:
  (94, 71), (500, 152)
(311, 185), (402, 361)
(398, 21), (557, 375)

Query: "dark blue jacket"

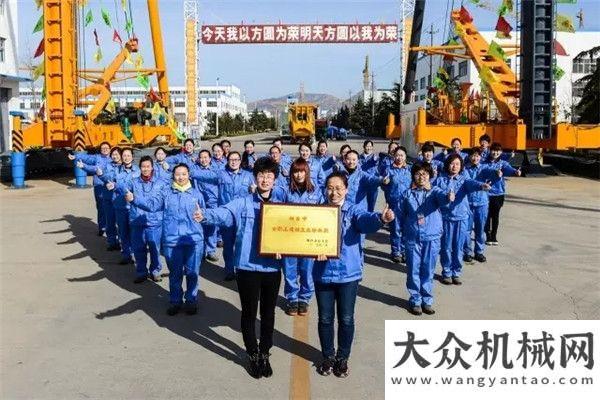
(434, 172), (485, 221)
(125, 175), (166, 227)
(482, 158), (519, 196)
(400, 186), (451, 243)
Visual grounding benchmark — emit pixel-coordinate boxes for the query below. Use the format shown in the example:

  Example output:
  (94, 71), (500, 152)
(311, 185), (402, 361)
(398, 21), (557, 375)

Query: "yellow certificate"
(259, 203), (340, 258)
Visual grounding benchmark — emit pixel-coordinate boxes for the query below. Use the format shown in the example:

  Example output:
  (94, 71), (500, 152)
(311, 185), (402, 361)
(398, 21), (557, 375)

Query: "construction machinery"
(10, 0), (180, 156)
(288, 103), (318, 145)
(387, 2), (600, 157)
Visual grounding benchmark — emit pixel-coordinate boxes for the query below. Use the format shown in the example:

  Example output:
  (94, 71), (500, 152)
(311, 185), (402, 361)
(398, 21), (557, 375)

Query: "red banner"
(200, 24), (398, 44)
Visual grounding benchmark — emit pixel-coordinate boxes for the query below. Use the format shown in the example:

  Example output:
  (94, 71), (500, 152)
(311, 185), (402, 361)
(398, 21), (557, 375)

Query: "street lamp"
(216, 77), (220, 136)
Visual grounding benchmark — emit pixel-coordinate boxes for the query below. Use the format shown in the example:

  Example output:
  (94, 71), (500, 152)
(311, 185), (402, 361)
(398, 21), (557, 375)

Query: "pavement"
(1, 133), (599, 399)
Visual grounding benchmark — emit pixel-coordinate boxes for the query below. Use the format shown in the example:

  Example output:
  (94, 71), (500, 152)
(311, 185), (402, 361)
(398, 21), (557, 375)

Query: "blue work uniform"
(359, 153), (380, 212)
(315, 154), (337, 179)
(97, 161), (121, 247)
(211, 156), (227, 170)
(124, 175), (166, 279)
(339, 166), (382, 210)
(463, 163), (498, 257)
(307, 157), (326, 189)
(132, 184), (206, 306)
(165, 151), (197, 170)
(435, 173), (486, 279)
(434, 150), (469, 163)
(312, 201), (385, 360)
(283, 186), (324, 305)
(381, 163), (412, 258)
(482, 158), (520, 242)
(189, 163), (220, 257)
(400, 186), (450, 307)
(274, 158), (292, 190)
(153, 160), (172, 183)
(427, 159), (444, 184)
(108, 164), (141, 262)
(77, 153), (111, 233)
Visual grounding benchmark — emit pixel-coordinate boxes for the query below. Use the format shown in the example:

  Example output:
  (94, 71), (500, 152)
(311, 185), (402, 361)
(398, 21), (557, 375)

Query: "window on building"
(0, 0), (5, 16)
(31, 102), (40, 109)
(458, 61), (468, 77)
(420, 77), (426, 90)
(207, 101), (217, 107)
(20, 102), (25, 109)
(573, 57), (599, 74)
(445, 65), (455, 78)
(427, 75), (432, 87)
(174, 101), (186, 107)
(0, 37), (6, 63)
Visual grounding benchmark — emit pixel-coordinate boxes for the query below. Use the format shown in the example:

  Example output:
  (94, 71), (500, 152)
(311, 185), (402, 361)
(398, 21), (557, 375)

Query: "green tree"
(574, 46), (600, 124)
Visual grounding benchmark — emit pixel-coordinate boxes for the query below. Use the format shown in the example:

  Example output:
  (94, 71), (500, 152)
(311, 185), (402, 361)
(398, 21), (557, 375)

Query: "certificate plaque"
(258, 203), (340, 258)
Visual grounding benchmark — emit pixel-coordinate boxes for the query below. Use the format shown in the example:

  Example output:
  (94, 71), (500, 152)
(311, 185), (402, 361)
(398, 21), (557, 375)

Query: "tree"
(574, 46), (600, 124)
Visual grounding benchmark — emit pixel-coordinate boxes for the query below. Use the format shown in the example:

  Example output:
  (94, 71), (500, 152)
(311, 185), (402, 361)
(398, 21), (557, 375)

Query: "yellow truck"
(288, 103), (317, 144)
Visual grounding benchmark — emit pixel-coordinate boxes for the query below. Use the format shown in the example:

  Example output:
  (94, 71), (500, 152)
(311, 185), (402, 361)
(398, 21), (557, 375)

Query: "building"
(359, 55), (394, 103)
(0, 0), (29, 153)
(17, 84), (248, 133)
(409, 31), (600, 122)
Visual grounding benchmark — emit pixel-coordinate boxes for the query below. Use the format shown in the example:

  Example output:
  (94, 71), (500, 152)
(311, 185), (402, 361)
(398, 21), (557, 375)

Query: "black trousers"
(485, 195), (505, 241)
(236, 269), (282, 354)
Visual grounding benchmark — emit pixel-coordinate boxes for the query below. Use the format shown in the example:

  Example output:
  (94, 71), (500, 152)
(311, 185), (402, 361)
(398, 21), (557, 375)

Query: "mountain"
(247, 92), (347, 117)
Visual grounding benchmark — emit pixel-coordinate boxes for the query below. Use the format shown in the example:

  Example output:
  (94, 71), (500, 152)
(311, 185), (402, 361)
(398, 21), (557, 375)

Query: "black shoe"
(441, 276), (453, 285)
(106, 243), (120, 251)
(474, 254), (487, 263)
(150, 274), (163, 282)
(133, 275), (147, 284)
(97, 229), (105, 237)
(259, 353), (273, 378)
(463, 254), (475, 264)
(400, 254), (406, 264)
(184, 303), (198, 315)
(391, 254), (401, 263)
(166, 305), (181, 316)
(286, 302), (298, 316)
(247, 352), (261, 379)
(224, 272), (236, 281)
(316, 357), (335, 376)
(297, 302), (308, 316)
(333, 358), (349, 378)
(216, 240), (224, 248)
(205, 253), (219, 262)
(452, 277), (463, 285)
(119, 257), (132, 265)
(410, 305), (423, 316)
(422, 305), (435, 315)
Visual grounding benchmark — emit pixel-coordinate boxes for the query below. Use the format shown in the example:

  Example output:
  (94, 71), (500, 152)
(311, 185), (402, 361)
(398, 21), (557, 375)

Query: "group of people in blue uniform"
(70, 133), (521, 380)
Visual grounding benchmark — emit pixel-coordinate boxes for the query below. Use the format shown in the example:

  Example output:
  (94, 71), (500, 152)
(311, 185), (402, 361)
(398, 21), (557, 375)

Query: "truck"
(288, 103), (318, 144)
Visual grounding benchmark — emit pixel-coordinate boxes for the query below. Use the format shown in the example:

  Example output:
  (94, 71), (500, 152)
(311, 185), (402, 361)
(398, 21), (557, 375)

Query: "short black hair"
(269, 145), (281, 154)
(490, 142), (503, 151)
(172, 163), (189, 179)
(479, 134), (491, 143)
(99, 141), (111, 149)
(345, 150), (359, 159)
(444, 153), (464, 173)
(421, 143), (435, 154)
(339, 144), (351, 155)
(411, 162), (434, 181)
(199, 149), (211, 157)
(139, 155), (153, 167)
(183, 138), (195, 146)
(244, 140), (255, 147)
(220, 139), (231, 147)
(363, 140), (374, 148)
(298, 143), (312, 152)
(388, 141), (399, 151)
(253, 156), (279, 178)
(394, 146), (408, 156)
(451, 137), (462, 145)
(326, 171), (348, 188)
(470, 147), (482, 155)
(154, 146), (167, 156)
(272, 138), (283, 144)
(317, 139), (328, 147)
(110, 147), (122, 156)
(121, 147), (134, 156)
(227, 151), (241, 161)
(211, 143), (223, 151)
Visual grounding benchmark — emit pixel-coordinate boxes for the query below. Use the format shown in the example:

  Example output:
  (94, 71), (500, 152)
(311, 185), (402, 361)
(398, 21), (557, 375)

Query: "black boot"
(247, 352), (261, 379)
(259, 352), (273, 378)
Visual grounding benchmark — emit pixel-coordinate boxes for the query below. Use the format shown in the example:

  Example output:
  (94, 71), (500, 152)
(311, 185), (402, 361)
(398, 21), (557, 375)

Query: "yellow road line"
(289, 314), (311, 400)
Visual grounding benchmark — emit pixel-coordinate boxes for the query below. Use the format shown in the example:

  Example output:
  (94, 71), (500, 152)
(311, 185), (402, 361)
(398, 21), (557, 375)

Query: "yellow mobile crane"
(11, 0), (179, 154)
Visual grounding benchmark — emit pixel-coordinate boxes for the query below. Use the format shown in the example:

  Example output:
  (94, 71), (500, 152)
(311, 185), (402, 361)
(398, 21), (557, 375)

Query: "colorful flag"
(34, 0), (42, 10)
(93, 29), (100, 46)
(438, 67), (449, 79)
(101, 8), (112, 27)
(121, 0), (127, 10)
(433, 76), (445, 89)
(501, 0), (513, 12)
(459, 6), (473, 23)
(495, 16), (512, 38)
(106, 98), (116, 114)
(488, 41), (507, 61)
(85, 9), (93, 27)
(112, 29), (123, 45)
(554, 39), (568, 56)
(151, 102), (164, 117)
(134, 54), (144, 69)
(553, 63), (565, 81)
(33, 15), (43, 33)
(454, 23), (465, 37)
(124, 50), (133, 65)
(32, 62), (45, 80)
(136, 73), (150, 90)
(124, 13), (133, 34)
(148, 87), (162, 103)
(33, 39), (44, 58)
(94, 47), (103, 63)
(480, 66), (496, 84)
(556, 14), (576, 32)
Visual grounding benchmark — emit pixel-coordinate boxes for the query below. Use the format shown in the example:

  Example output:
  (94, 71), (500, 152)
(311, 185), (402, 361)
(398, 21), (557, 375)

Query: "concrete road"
(1, 133), (599, 399)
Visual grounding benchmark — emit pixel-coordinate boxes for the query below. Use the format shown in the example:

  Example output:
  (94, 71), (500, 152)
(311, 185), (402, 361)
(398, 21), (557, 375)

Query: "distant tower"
(299, 82), (305, 102)
(362, 56), (370, 91)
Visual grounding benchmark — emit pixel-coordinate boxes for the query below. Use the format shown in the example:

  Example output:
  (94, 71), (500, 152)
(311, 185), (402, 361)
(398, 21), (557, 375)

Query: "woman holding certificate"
(313, 172), (395, 378)
(283, 158), (324, 317)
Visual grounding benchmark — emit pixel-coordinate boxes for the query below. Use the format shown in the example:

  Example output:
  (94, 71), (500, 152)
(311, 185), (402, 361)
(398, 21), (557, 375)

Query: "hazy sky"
(17, 0), (598, 101)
